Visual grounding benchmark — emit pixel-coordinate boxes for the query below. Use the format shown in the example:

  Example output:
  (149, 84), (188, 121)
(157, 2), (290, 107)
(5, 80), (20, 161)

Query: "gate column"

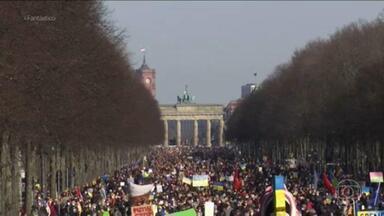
(176, 120), (181, 146)
(163, 120), (168, 146)
(193, 120), (199, 146)
(206, 119), (211, 147)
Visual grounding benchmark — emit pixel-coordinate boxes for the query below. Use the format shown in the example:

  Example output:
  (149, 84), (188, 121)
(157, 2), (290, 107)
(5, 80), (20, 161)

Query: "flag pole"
(374, 182), (381, 207)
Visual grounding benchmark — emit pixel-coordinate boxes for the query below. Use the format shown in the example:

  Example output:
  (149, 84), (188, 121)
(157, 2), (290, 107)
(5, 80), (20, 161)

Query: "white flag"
(140, 48), (146, 52)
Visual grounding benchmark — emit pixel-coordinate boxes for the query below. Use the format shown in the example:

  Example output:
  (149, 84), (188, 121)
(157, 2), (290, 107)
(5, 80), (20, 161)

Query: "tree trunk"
(70, 150), (75, 188)
(0, 131), (10, 215)
(0, 131), (4, 216)
(24, 140), (33, 215)
(2, 131), (11, 215)
(49, 147), (57, 199)
(10, 140), (21, 215)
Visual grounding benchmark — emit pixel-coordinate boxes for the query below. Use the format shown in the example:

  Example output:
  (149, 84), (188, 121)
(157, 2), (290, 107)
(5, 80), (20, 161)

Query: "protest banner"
(182, 177), (192, 185)
(357, 211), (384, 216)
(192, 175), (209, 187)
(212, 182), (225, 191)
(167, 208), (197, 216)
(130, 182), (154, 205)
(370, 172), (384, 183)
(131, 204), (153, 216)
(130, 182), (154, 197)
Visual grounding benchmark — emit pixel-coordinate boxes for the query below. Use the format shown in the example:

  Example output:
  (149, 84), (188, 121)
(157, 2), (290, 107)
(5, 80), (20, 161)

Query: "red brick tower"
(135, 54), (156, 98)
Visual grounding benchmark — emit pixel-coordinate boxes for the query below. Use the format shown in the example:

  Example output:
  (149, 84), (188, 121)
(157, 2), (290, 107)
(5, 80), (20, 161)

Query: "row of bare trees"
(227, 16), (384, 176)
(0, 1), (163, 214)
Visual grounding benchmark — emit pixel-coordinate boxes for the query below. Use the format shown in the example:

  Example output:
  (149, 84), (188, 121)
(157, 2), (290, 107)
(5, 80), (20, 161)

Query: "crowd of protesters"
(26, 146), (384, 216)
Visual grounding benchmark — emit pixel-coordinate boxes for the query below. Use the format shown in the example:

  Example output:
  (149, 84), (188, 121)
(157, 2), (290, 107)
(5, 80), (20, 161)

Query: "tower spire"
(140, 48), (146, 66)
(143, 53), (146, 65)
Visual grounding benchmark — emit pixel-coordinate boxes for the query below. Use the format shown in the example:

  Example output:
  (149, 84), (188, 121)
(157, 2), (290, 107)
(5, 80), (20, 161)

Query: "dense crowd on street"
(25, 146), (384, 216)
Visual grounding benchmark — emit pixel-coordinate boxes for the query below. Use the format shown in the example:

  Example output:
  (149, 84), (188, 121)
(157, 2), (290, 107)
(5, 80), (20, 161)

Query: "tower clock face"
(145, 78), (151, 84)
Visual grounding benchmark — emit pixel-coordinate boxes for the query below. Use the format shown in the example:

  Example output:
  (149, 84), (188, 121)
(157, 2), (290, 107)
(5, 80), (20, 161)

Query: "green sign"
(168, 208), (197, 216)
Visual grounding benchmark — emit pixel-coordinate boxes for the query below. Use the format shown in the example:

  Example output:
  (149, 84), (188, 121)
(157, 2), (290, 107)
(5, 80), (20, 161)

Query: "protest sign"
(156, 185), (163, 193)
(192, 175), (209, 187)
(204, 201), (214, 216)
(131, 204), (153, 216)
(168, 208), (197, 216)
(182, 177), (192, 185)
(212, 182), (225, 191)
(130, 182), (154, 205)
(357, 211), (384, 216)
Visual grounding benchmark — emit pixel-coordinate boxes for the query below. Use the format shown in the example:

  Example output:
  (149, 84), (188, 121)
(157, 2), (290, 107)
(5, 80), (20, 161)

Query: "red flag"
(233, 168), (242, 191)
(322, 172), (336, 195)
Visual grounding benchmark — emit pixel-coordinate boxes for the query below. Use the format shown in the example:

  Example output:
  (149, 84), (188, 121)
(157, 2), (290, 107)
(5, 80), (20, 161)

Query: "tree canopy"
(227, 17), (384, 145)
(0, 1), (163, 150)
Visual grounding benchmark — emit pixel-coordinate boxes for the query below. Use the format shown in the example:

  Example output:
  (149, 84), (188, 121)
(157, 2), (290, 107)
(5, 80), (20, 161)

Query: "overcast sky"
(104, 1), (384, 104)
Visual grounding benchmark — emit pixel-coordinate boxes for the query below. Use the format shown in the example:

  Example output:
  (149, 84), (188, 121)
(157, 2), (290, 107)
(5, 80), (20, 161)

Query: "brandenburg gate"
(160, 86), (224, 147)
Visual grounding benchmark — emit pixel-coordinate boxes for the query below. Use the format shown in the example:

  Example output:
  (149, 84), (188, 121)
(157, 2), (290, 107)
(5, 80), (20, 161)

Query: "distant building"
(225, 83), (256, 121)
(135, 55), (156, 98)
(241, 83), (256, 98)
(224, 99), (242, 121)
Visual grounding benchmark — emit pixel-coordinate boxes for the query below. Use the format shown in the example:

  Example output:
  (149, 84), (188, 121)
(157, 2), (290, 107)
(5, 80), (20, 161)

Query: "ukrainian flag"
(212, 182), (224, 191)
(192, 175), (209, 187)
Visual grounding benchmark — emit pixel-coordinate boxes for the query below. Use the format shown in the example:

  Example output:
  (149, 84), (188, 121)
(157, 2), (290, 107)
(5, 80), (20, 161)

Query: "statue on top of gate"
(177, 85), (195, 104)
